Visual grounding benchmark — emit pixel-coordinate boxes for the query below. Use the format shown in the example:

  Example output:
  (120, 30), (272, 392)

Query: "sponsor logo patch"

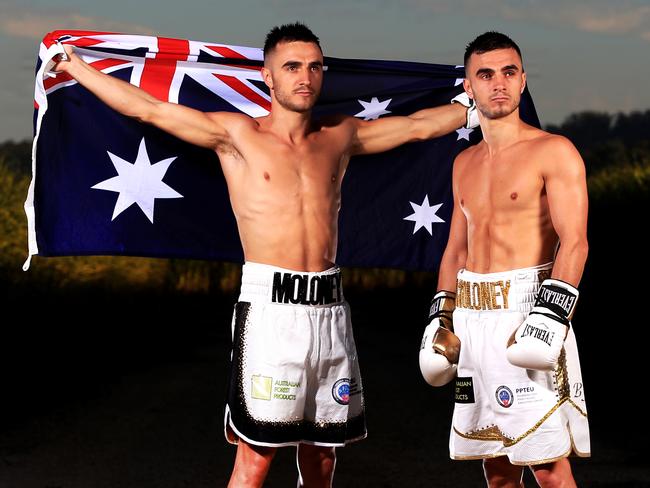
(272, 378), (300, 401)
(251, 374), (273, 401)
(332, 378), (350, 405)
(455, 376), (475, 403)
(512, 383), (542, 405)
(495, 385), (514, 408)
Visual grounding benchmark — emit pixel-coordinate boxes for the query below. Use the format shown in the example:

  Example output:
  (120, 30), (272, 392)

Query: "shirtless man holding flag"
(52, 22), (476, 488)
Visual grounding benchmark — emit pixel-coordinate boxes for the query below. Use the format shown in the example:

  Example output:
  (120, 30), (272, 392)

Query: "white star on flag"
(92, 137), (183, 223)
(456, 127), (474, 141)
(403, 195), (445, 235)
(354, 97), (392, 120)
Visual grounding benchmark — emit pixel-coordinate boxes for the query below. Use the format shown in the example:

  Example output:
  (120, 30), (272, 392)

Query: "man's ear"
(463, 78), (473, 100)
(261, 66), (273, 90)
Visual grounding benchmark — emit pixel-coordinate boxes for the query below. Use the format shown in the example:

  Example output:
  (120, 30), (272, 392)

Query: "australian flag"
(24, 31), (539, 271)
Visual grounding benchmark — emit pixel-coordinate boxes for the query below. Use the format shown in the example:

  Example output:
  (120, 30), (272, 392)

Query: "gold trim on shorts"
(509, 447), (573, 466)
(454, 398), (588, 449)
(453, 425), (511, 443)
(453, 350), (588, 451)
(451, 451), (509, 461)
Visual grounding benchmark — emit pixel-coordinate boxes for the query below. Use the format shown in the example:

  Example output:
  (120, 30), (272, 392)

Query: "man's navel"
(263, 171), (270, 181)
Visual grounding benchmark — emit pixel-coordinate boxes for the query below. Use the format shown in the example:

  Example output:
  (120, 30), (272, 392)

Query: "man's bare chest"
(457, 157), (545, 216)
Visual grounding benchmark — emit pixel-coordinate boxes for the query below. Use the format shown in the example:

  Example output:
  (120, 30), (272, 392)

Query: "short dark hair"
(464, 31), (522, 67)
(263, 22), (322, 58)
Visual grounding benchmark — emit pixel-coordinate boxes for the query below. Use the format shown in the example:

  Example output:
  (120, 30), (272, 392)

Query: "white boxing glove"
(419, 290), (460, 387)
(451, 91), (479, 129)
(506, 279), (579, 371)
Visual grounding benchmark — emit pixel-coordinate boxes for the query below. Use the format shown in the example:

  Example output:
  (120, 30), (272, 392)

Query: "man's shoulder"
(317, 113), (356, 129)
(530, 132), (584, 169)
(207, 111), (257, 127)
(524, 128), (576, 152)
(455, 140), (484, 163)
(523, 129), (584, 173)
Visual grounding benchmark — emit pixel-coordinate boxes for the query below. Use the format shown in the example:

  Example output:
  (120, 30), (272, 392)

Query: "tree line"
(547, 110), (650, 201)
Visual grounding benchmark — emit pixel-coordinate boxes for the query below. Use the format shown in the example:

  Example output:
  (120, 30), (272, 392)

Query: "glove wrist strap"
(429, 290), (456, 323)
(534, 279), (579, 321)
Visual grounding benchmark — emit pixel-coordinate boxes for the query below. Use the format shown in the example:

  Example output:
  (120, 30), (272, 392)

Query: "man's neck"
(480, 110), (524, 156)
(266, 106), (313, 144)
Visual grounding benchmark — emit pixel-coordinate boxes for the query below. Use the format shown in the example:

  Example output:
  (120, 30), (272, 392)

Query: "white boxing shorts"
(224, 262), (366, 447)
(449, 262), (590, 465)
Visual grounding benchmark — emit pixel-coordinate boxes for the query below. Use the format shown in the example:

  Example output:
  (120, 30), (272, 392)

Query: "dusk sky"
(1, 0), (649, 141)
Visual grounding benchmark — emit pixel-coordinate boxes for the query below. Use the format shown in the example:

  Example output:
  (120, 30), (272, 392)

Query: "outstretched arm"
(52, 45), (237, 149)
(350, 102), (467, 156)
(544, 137), (589, 286)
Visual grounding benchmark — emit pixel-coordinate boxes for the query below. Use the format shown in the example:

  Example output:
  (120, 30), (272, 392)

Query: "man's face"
(463, 48), (526, 120)
(262, 41), (324, 113)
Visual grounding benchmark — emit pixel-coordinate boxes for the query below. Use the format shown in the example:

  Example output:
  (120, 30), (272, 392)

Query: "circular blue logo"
(495, 385), (514, 408)
(332, 378), (350, 405)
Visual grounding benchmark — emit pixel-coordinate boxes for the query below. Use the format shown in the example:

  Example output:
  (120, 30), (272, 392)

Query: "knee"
(298, 445), (337, 484)
(485, 474), (520, 488)
(533, 470), (568, 488)
(245, 450), (275, 475)
(303, 445), (336, 471)
(532, 459), (575, 488)
(230, 469), (262, 487)
(317, 448), (336, 473)
(230, 444), (275, 487)
(483, 458), (523, 488)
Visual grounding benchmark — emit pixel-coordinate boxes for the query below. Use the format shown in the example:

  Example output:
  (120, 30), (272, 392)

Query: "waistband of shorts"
(455, 262), (553, 312)
(239, 262), (344, 306)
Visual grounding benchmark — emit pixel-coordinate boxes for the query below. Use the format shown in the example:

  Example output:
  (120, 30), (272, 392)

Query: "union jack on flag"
(25, 31), (540, 271)
(40, 31), (270, 114)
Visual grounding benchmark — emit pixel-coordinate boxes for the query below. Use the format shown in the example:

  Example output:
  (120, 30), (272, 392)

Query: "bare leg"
(530, 458), (577, 488)
(228, 440), (277, 488)
(483, 456), (524, 488)
(296, 444), (336, 488)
